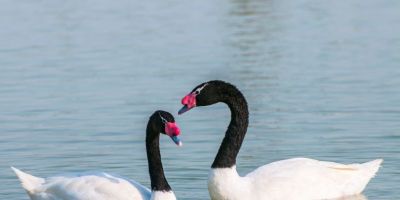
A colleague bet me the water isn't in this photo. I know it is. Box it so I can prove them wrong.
[1,0,399,199]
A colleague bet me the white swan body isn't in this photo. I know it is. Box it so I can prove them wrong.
[12,167,176,200]
[208,158,382,200]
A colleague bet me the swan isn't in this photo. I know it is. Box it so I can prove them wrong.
[178,80,382,200]
[12,110,182,200]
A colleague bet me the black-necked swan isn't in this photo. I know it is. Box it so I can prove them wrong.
[178,80,382,200]
[12,110,182,200]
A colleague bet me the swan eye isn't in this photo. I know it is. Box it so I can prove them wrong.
[194,90,200,95]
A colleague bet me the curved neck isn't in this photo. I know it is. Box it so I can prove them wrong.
[211,84,249,168]
[146,121,171,192]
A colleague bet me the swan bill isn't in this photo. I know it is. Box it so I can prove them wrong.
[178,105,193,115]
[170,135,183,146]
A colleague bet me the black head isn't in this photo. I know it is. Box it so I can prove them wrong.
[149,110,182,146]
[178,80,232,114]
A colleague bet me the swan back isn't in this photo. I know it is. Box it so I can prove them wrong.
[245,158,383,199]
[12,168,151,200]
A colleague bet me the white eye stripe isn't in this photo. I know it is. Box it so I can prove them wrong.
[193,83,208,95]
[158,112,168,124]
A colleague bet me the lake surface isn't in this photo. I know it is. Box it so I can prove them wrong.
[1,0,399,199]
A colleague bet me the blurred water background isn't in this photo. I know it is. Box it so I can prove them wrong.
[1,0,399,199]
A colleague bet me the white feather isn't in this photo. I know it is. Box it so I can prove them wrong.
[150,191,177,200]
[208,158,382,200]
[11,168,176,200]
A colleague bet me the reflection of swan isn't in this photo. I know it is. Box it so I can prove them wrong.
[179,80,382,200]
[335,194,368,200]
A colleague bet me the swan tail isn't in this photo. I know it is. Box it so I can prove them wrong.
[11,167,44,193]
[360,159,383,177]
[348,159,383,194]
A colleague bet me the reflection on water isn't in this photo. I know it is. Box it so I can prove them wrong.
[336,194,367,200]
[1,0,399,199]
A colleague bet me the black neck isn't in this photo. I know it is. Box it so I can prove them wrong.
[146,121,171,191]
[211,84,249,168]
